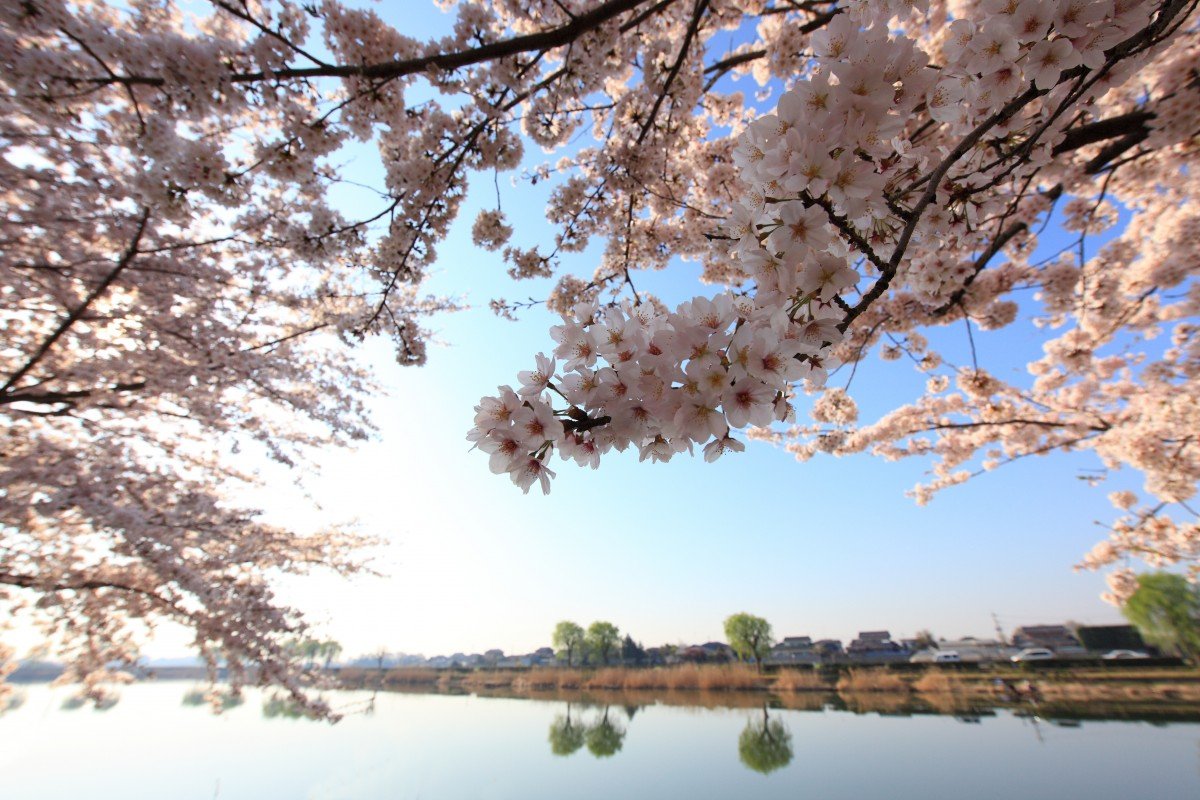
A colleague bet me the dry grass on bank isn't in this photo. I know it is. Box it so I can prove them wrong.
[579,664,764,692]
[912,670,968,695]
[773,669,832,693]
[459,664,765,696]
[837,669,909,693]
[459,670,513,690]
[583,668,628,690]
[669,664,764,691]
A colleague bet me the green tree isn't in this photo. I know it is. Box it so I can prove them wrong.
[738,707,794,774]
[621,634,646,666]
[552,621,585,667]
[548,704,586,756]
[586,621,621,666]
[1122,573,1200,660]
[724,613,774,671]
[586,707,626,758]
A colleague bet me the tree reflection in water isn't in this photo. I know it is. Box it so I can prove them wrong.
[549,703,626,758]
[738,705,794,774]
[585,707,626,758]
[548,703,587,756]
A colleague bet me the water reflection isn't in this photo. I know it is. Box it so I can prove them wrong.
[181,687,244,711]
[738,706,794,774]
[548,703,587,756]
[585,707,626,757]
[60,693,118,711]
[548,703,626,758]
[532,689,1200,775]
[5,685,1200,798]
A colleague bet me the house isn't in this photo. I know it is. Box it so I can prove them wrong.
[847,630,903,653]
[679,642,735,663]
[812,639,844,657]
[1011,625,1084,653]
[1075,625,1147,653]
[530,647,556,666]
[847,631,907,663]
[767,636,822,665]
[779,636,813,648]
[497,655,531,668]
[700,642,736,661]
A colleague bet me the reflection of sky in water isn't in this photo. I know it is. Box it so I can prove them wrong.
[1,685,1198,799]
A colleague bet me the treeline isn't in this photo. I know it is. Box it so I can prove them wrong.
[550,612,775,668]
[552,621,648,667]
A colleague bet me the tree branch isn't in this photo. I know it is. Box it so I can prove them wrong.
[87,0,656,87]
[1053,109,1156,155]
[2,209,150,397]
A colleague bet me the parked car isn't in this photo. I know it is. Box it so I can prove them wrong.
[1101,649,1150,660]
[1011,648,1055,662]
[933,651,962,663]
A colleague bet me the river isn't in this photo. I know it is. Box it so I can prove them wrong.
[2,684,1197,798]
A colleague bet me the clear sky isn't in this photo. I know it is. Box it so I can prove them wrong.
[71,2,1138,665]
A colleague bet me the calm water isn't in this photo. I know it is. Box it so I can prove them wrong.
[2,684,1199,799]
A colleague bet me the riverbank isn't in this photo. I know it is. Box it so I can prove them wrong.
[336,662,1200,705]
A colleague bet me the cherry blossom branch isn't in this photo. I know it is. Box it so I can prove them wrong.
[207,0,330,68]
[635,0,710,146]
[1,209,150,397]
[1053,109,1156,155]
[88,0,657,87]
[838,85,1048,333]
[1,381,147,408]
[930,220,1030,319]
[701,9,837,92]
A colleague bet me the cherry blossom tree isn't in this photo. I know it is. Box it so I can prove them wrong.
[462,0,1200,603]
[4,0,1199,710]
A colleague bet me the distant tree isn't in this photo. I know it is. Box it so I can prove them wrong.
[548,704,586,757]
[621,635,646,666]
[738,707,794,775]
[586,707,626,758]
[321,640,343,670]
[914,630,939,650]
[724,613,774,672]
[282,636,324,670]
[372,648,390,673]
[586,622,621,666]
[552,621,585,667]
[1122,573,1200,660]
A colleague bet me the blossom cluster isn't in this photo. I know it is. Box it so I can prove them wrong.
[469,294,842,492]
[475,0,1163,493]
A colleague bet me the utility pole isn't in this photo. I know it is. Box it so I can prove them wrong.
[992,612,1007,646]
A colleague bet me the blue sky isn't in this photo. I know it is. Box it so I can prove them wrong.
[197,1,1145,661]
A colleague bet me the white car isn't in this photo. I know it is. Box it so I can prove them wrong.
[1011,648,1055,662]
[933,650,962,663]
[1101,649,1150,660]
